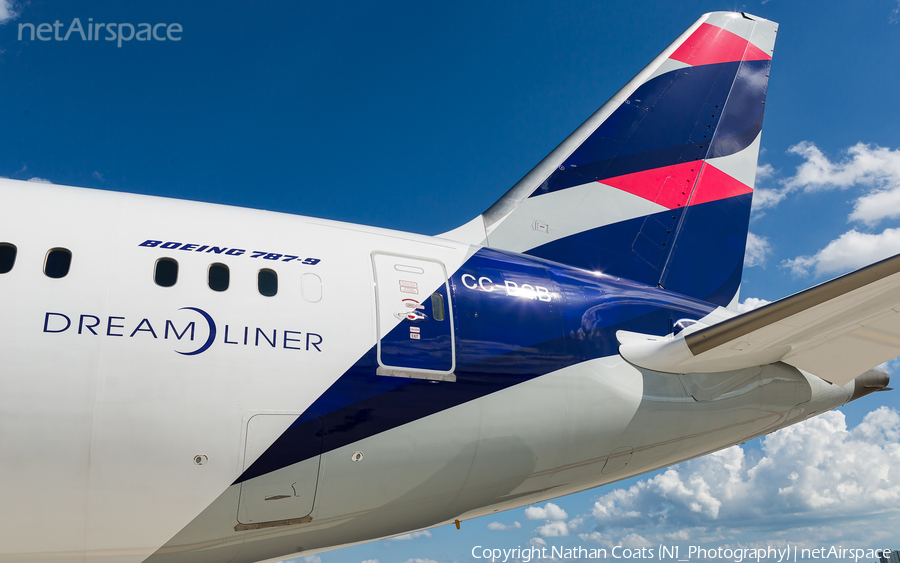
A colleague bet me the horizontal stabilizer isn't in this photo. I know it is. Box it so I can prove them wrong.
[618,252,900,386]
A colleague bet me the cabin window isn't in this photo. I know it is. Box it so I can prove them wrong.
[44,248,72,279]
[431,293,445,321]
[208,263,229,292]
[154,258,178,287]
[258,269,277,297]
[0,243,16,274]
[301,272,322,302]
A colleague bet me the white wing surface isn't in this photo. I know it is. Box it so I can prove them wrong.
[619,252,900,386]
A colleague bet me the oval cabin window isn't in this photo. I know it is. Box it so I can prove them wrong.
[44,248,72,279]
[0,243,16,274]
[154,258,178,287]
[208,263,230,292]
[258,269,277,297]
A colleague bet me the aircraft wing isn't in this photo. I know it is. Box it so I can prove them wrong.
[618,252,900,386]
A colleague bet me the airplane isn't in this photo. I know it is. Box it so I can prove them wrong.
[0,10,894,563]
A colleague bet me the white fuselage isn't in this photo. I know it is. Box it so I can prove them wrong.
[0,179,853,563]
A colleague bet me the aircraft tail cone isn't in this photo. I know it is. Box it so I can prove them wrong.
[848,367,892,402]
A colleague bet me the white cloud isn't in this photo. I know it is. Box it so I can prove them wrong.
[735,297,770,313]
[879,357,900,376]
[620,533,653,548]
[579,407,900,547]
[27,177,52,184]
[781,227,900,277]
[524,503,583,538]
[534,515,586,537]
[783,142,900,191]
[777,142,900,278]
[852,407,900,444]
[0,0,18,24]
[524,502,567,521]
[361,560,380,563]
[783,142,900,225]
[486,521,521,530]
[851,189,900,224]
[744,232,771,268]
[300,556,321,563]
[578,530,656,549]
[389,530,432,541]
[397,559,438,563]
[750,164,785,215]
[578,530,608,546]
[756,163,775,182]
[751,187,786,211]
[535,520,570,537]
[566,515,585,532]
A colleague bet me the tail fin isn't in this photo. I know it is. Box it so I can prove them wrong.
[441,12,777,308]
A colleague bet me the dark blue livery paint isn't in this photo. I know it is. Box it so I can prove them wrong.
[525,194,751,307]
[236,248,715,484]
[380,283,453,372]
[516,59,770,306]
[236,39,773,485]
[177,307,217,356]
[532,60,769,198]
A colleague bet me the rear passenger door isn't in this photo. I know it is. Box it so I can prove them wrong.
[372,253,455,379]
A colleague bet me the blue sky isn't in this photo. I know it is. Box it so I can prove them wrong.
[2,1,899,562]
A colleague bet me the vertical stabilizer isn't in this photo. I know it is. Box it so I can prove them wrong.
[441,12,776,307]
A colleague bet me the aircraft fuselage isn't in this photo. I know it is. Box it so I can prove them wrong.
[0,180,854,563]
